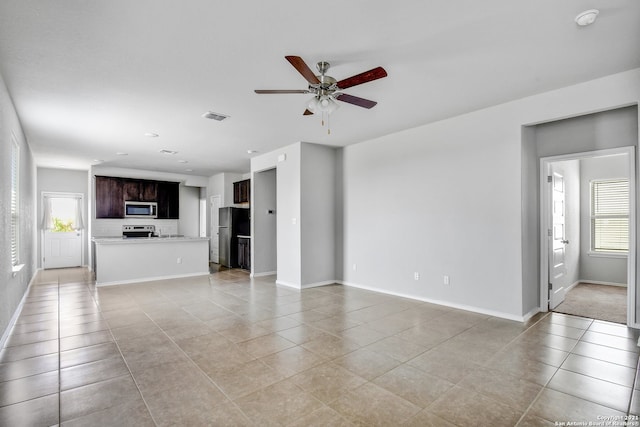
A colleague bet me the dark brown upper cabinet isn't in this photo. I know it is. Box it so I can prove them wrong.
[234,179,250,204]
[157,181,180,219]
[123,179,158,202]
[95,176,124,218]
[95,176,178,219]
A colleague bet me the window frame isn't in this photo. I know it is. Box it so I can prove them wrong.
[590,177,629,256]
[10,134,20,267]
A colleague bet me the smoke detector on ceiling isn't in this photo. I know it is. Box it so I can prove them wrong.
[575,9,599,26]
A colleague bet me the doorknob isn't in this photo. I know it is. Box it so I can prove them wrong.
[561,239,569,244]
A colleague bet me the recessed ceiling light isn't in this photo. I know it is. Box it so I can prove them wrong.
[92,159,104,163]
[159,149,178,155]
[575,9,599,26]
[116,152,128,156]
[144,132,159,138]
[185,169,194,172]
[177,160,188,163]
[202,111,229,121]
[247,150,259,154]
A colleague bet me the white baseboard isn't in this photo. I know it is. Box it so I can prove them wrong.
[275,280,300,290]
[338,281,528,322]
[253,271,276,278]
[567,280,581,292]
[301,280,337,289]
[579,280,627,287]
[0,271,38,349]
[522,307,542,323]
[96,272,210,287]
[275,279,338,290]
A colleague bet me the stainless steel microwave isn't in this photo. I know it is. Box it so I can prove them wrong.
[124,201,157,218]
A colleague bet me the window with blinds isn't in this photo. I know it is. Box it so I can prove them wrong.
[11,135,20,266]
[591,178,629,253]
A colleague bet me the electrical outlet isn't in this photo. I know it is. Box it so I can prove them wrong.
[177,257,182,264]
[414,272,420,281]
[443,275,450,285]
[352,264,357,271]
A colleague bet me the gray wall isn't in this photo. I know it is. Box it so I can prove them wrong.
[522,105,638,315]
[579,155,629,285]
[301,144,337,286]
[251,142,337,288]
[178,185,201,237]
[0,73,36,343]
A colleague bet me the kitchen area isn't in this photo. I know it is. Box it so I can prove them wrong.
[90,169,253,286]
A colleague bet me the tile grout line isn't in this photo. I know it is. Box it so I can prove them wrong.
[140,296,257,425]
[83,280,161,427]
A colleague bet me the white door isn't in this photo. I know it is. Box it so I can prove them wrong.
[42,194,84,269]
[549,168,568,309]
[44,230,82,268]
[210,195,221,263]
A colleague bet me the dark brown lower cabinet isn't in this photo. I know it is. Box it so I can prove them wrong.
[238,237,250,270]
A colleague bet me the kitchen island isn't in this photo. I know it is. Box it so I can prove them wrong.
[92,236,209,286]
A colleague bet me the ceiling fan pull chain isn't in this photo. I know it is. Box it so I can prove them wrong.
[327,113,331,135]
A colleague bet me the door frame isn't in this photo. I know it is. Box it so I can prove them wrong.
[210,195,222,263]
[41,191,85,269]
[539,146,637,327]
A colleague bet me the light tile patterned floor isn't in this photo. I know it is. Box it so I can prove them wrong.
[1,267,639,426]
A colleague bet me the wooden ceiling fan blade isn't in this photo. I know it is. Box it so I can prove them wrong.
[337,66,387,89]
[285,56,320,85]
[255,90,310,94]
[303,109,314,115]
[336,93,377,109]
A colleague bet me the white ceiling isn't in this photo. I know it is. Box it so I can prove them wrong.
[0,1,638,177]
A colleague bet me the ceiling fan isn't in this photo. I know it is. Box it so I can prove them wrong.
[255,56,387,117]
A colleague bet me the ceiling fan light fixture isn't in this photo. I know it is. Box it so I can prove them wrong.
[320,96,339,114]
[575,9,599,26]
[307,95,339,114]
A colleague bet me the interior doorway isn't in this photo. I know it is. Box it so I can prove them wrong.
[210,195,221,263]
[252,168,277,277]
[540,147,635,326]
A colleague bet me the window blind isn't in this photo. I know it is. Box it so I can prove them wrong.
[10,136,20,266]
[591,179,629,252]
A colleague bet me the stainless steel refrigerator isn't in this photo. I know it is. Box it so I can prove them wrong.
[218,207,250,268]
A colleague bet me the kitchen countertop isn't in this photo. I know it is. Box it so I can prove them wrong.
[92,236,209,244]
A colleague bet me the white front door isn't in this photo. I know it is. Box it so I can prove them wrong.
[44,230,82,269]
[210,195,221,263]
[549,167,568,309]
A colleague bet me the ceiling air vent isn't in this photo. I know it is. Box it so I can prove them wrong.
[202,111,229,121]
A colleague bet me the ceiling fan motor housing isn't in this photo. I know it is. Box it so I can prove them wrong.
[310,62,338,96]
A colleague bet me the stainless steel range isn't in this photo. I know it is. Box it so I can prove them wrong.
[122,225,156,238]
